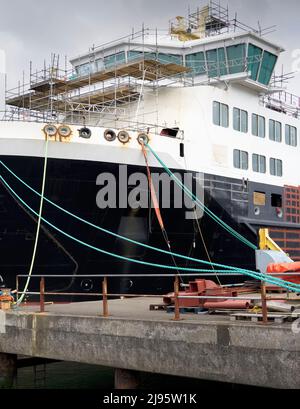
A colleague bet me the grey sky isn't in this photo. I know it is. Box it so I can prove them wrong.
[0,0,300,93]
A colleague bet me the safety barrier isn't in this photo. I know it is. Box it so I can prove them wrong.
[15,273,300,324]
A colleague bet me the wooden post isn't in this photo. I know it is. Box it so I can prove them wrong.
[114,368,140,389]
[16,276,19,305]
[40,277,45,313]
[0,353,17,388]
[261,281,268,324]
[173,275,180,321]
[102,277,109,317]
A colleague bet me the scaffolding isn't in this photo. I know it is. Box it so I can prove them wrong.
[2,2,284,129]
[169,0,276,41]
[260,70,300,118]
[3,27,193,132]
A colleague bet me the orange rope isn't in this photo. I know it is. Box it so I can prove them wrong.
[141,143,165,231]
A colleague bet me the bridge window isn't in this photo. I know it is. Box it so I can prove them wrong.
[252,154,266,173]
[233,149,248,170]
[213,101,228,127]
[185,52,206,75]
[104,52,126,69]
[206,48,227,77]
[76,62,92,76]
[270,158,283,177]
[247,44,263,81]
[128,51,182,65]
[269,119,282,142]
[252,114,265,138]
[285,125,297,147]
[226,44,246,74]
[233,108,248,133]
[258,51,277,86]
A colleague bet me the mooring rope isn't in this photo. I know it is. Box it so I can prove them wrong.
[17,136,49,304]
[0,159,254,274]
[1,173,300,292]
[144,142,257,250]
[0,159,293,286]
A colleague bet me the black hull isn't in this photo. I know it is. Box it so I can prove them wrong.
[1,155,296,300]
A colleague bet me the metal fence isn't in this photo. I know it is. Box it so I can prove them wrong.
[15,272,300,323]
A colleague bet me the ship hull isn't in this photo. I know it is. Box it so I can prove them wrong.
[1,154,297,300]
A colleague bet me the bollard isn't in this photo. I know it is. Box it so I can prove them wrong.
[40,277,45,313]
[102,277,109,317]
[173,275,181,321]
[260,281,268,324]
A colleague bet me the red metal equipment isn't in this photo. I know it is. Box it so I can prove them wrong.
[163,279,252,310]
[266,262,300,283]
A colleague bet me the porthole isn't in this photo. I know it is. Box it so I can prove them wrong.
[104,129,117,142]
[43,124,57,137]
[137,133,149,145]
[58,125,72,138]
[78,127,92,139]
[117,130,131,144]
[80,279,93,292]
[254,207,260,216]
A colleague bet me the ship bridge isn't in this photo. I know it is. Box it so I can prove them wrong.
[3,1,290,128]
[69,1,283,93]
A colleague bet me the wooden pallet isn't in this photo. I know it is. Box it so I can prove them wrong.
[266,289,287,294]
[149,304,168,311]
[166,306,208,315]
[230,313,288,324]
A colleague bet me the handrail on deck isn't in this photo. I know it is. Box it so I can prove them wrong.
[14,272,300,323]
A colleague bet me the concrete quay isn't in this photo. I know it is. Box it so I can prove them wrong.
[0,297,300,389]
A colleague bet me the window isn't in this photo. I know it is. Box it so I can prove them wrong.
[253,191,266,206]
[76,62,92,76]
[269,120,282,142]
[128,50,142,61]
[247,44,263,81]
[252,114,265,138]
[206,48,227,78]
[160,128,179,138]
[180,143,184,158]
[128,51,182,65]
[213,101,229,127]
[226,44,246,74]
[233,108,248,133]
[270,158,283,176]
[285,125,297,146]
[104,52,126,69]
[271,194,282,207]
[186,52,206,76]
[252,154,266,173]
[233,149,248,170]
[258,51,277,86]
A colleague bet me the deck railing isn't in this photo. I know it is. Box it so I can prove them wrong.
[15,272,300,323]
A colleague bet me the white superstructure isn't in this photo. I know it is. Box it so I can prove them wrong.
[1,1,299,188]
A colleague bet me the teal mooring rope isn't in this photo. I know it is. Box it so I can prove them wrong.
[1,163,300,292]
[145,142,257,250]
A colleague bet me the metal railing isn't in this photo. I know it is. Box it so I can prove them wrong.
[15,272,300,323]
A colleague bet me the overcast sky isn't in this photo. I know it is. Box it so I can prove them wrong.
[0,0,300,93]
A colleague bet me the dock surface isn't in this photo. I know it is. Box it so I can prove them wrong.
[0,297,300,389]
